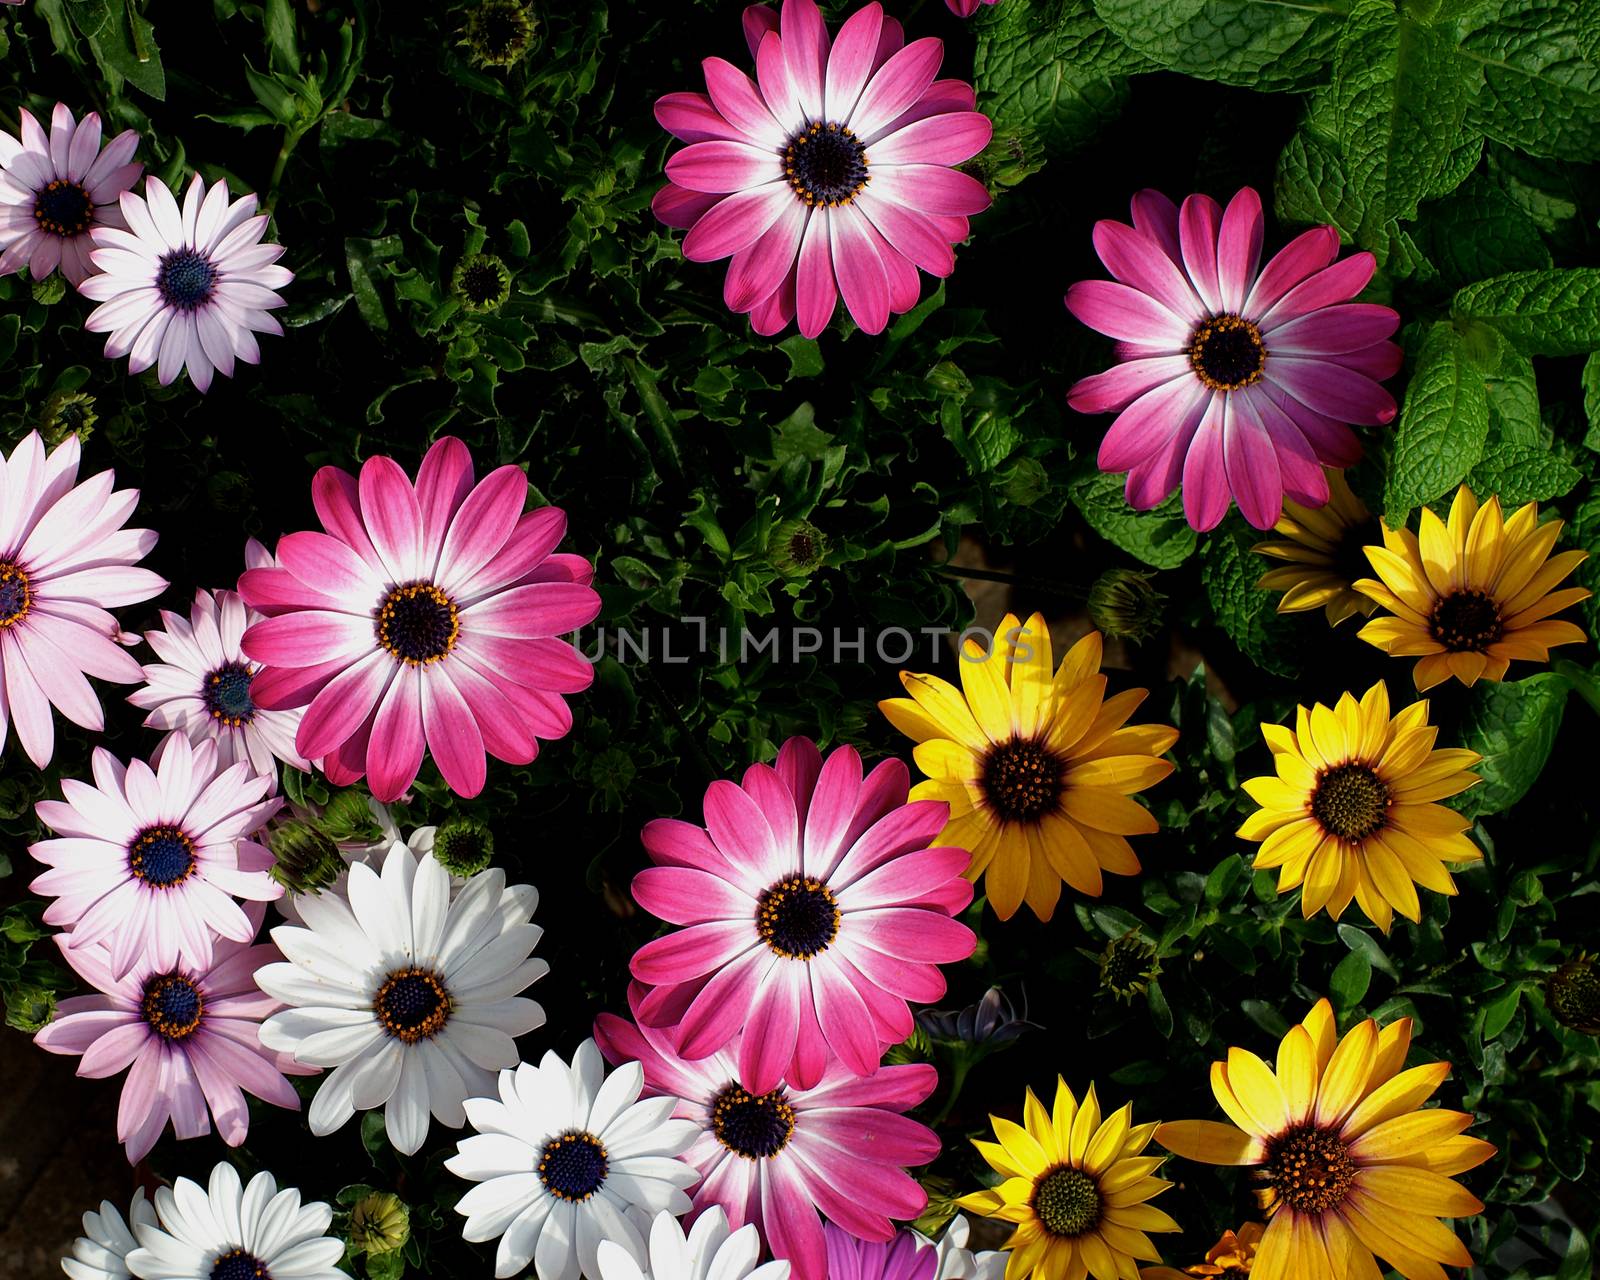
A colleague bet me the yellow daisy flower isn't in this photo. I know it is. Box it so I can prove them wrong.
[1155,999,1495,1280]
[958,1078,1180,1280]
[1353,484,1590,690]
[880,613,1179,922]
[1255,470,1380,626]
[1139,1222,1265,1278]
[1237,681,1482,932]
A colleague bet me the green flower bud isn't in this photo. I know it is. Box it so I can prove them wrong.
[4,980,57,1033]
[432,817,495,878]
[349,1191,410,1255]
[767,518,829,578]
[1098,930,1161,1003]
[1546,953,1600,1036]
[319,788,384,845]
[1086,568,1167,644]
[460,1,537,68]
[37,392,97,448]
[451,253,514,312]
[268,820,346,895]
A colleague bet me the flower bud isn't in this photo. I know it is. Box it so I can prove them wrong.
[1086,568,1166,643]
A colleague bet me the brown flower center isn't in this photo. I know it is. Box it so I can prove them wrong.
[1263,1125,1357,1214]
[1429,589,1502,652]
[1033,1165,1103,1238]
[377,582,460,664]
[784,122,869,207]
[981,737,1066,824]
[756,876,839,959]
[1310,763,1389,842]
[711,1083,796,1158]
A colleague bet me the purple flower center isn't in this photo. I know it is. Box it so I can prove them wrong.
[157,247,219,311]
[203,660,257,726]
[373,967,451,1042]
[1311,763,1389,842]
[0,562,31,628]
[376,581,460,664]
[1429,588,1503,652]
[711,1083,795,1159]
[1033,1165,1102,1238]
[1188,314,1266,390]
[980,737,1065,824]
[34,179,94,237]
[1263,1125,1356,1214]
[784,122,869,207]
[209,1249,271,1280]
[142,973,205,1040]
[756,875,839,959]
[129,825,198,888]
[537,1131,609,1201]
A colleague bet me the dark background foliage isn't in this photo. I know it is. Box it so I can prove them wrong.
[1,0,1598,1277]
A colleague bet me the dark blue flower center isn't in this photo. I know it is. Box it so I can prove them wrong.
[756,876,839,959]
[129,825,197,888]
[373,967,450,1042]
[203,660,257,726]
[142,973,205,1039]
[711,1083,795,1159]
[537,1131,609,1201]
[0,562,30,628]
[1188,314,1266,390]
[157,247,218,311]
[376,582,460,664]
[34,179,93,237]
[784,121,869,206]
[209,1249,270,1280]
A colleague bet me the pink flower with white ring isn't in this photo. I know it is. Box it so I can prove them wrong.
[628,736,976,1094]
[238,436,600,802]
[655,0,993,337]
[1065,187,1402,532]
[33,900,314,1165]
[0,103,141,285]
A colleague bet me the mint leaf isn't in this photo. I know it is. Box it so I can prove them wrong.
[1092,0,1347,91]
[1452,269,1600,356]
[1582,353,1600,450]
[1453,674,1569,818]
[1462,0,1600,162]
[1200,519,1303,679]
[1420,174,1552,291]
[1071,470,1198,569]
[1567,482,1600,642]
[1486,145,1600,254]
[975,1,1151,156]
[1383,322,1491,518]
[1467,444,1581,506]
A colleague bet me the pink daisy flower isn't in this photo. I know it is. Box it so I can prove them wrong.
[0,429,165,768]
[129,574,310,784]
[0,103,141,285]
[1065,187,1402,532]
[655,0,993,338]
[628,736,976,1094]
[238,436,600,803]
[825,1225,935,1280]
[596,1001,939,1280]
[28,734,283,982]
[33,900,314,1164]
[944,0,998,16]
[79,173,292,392]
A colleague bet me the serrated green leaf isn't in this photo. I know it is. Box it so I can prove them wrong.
[1467,443,1581,505]
[1452,269,1600,356]
[1453,673,1569,818]
[1582,353,1600,450]
[1200,519,1304,678]
[1071,471,1198,569]
[1461,0,1600,162]
[1384,322,1491,517]
[1093,0,1347,91]
[1420,174,1553,290]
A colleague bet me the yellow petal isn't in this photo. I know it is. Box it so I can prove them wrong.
[1314,1019,1377,1129]
[1339,1197,1454,1280]
[1276,1025,1319,1125]
[1084,1104,1133,1176]
[1060,787,1159,836]
[914,737,982,781]
[1354,1166,1484,1216]
[1392,1134,1496,1177]
[1153,1120,1264,1165]
[962,635,1019,742]
[1346,1108,1473,1162]
[901,671,988,749]
[1054,630,1104,694]
[1247,1215,1294,1280]
[1070,1082,1102,1164]
[1340,1062,1451,1140]
[1009,612,1056,740]
[879,695,952,745]
[1038,814,1103,898]
[1063,755,1174,794]
[993,1115,1051,1175]
[1417,506,1460,597]
[1225,1047,1291,1137]
[1025,1085,1057,1159]
[1300,998,1338,1072]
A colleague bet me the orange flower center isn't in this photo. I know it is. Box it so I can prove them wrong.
[1263,1125,1357,1214]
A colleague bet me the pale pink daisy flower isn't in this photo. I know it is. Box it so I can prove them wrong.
[79,173,291,392]
[655,0,993,337]
[28,733,283,981]
[129,581,310,783]
[238,436,601,803]
[629,736,976,1094]
[0,103,141,285]
[33,900,314,1164]
[596,1000,939,1280]
[0,429,165,768]
[1065,187,1402,532]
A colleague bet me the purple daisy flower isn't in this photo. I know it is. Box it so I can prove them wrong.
[825,1224,936,1280]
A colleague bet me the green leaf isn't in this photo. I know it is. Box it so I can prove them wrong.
[1467,443,1581,505]
[1330,949,1373,1011]
[1453,673,1569,818]
[1273,131,1433,278]
[778,336,824,379]
[1461,0,1600,162]
[67,0,166,99]
[1582,352,1600,450]
[1200,519,1303,679]
[1092,0,1348,91]
[1452,269,1600,357]
[1337,923,1400,980]
[1420,174,1552,290]
[1383,322,1491,518]
[1071,471,1198,569]
[264,0,300,71]
[1481,983,1522,1041]
[975,0,1149,156]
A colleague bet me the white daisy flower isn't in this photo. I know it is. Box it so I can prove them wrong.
[916,1216,1005,1280]
[79,173,291,392]
[130,585,310,782]
[61,1189,156,1280]
[256,839,547,1155]
[124,1162,345,1280]
[597,1208,790,1280]
[446,1039,701,1280]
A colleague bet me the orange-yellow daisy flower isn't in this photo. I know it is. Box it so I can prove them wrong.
[1237,681,1482,931]
[1155,999,1494,1280]
[880,613,1178,923]
[1140,1222,1265,1278]
[1354,485,1590,690]
[958,1077,1179,1280]
[1255,470,1380,626]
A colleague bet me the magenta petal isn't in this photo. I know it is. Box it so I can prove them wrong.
[1130,188,1183,264]
[365,666,424,802]
[1242,225,1342,317]
[1092,220,1204,323]
[413,436,476,551]
[781,0,831,118]
[357,454,424,584]
[275,530,381,601]
[296,649,392,760]
[1328,340,1403,381]
[1069,357,1190,416]
[655,91,743,144]
[682,184,791,262]
[420,667,486,798]
[1177,192,1225,314]
[795,208,837,337]
[812,958,880,1076]
[675,948,774,1058]
[829,206,891,334]
[1265,302,1399,354]
[824,2,884,125]
[737,963,802,1094]
[868,163,989,216]
[744,5,781,61]
[1097,375,1207,471]
[756,32,807,136]
[437,465,527,591]
[762,1154,827,1280]
[702,56,786,148]
[1181,395,1231,532]
[846,905,975,962]
[1222,395,1284,530]
[1065,279,1190,346]
[855,194,952,277]
[1247,389,1330,506]
[724,201,808,312]
[632,866,754,924]
[630,919,755,985]
[667,140,783,195]
[868,112,991,166]
[1267,356,1398,425]
[1259,252,1376,326]
[243,611,372,668]
[849,36,943,141]
[1214,187,1264,312]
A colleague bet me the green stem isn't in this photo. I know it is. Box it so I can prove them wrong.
[929,1054,972,1128]
[932,564,1093,597]
[268,124,309,203]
